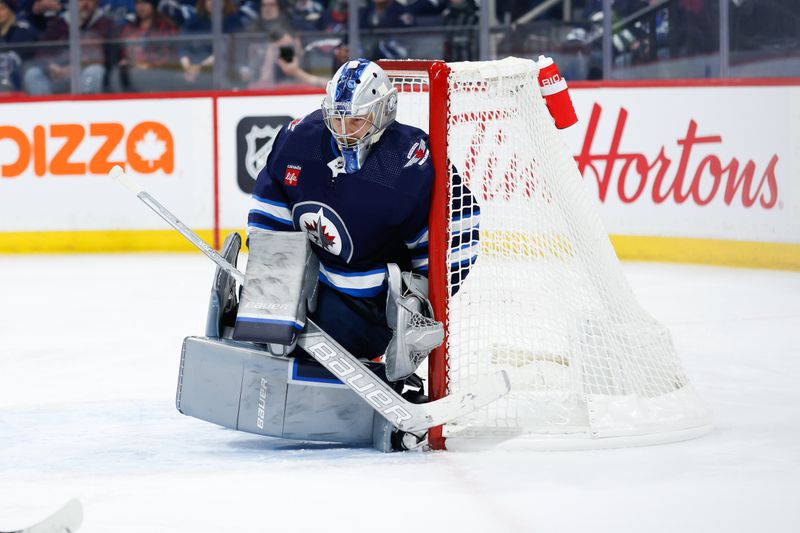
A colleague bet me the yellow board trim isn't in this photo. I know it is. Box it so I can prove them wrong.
[0,229,798,271]
[610,235,800,271]
[0,229,222,253]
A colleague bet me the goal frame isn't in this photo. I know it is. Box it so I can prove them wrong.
[378,60,453,450]
[378,59,712,451]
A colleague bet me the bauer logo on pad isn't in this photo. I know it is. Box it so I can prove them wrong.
[284,165,301,186]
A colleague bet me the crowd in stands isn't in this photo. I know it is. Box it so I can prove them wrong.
[0,0,489,94]
[2,0,795,94]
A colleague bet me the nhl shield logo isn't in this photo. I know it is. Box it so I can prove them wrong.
[245,124,282,181]
[236,115,292,194]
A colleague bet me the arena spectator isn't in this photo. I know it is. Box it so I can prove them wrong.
[277,41,350,87]
[288,0,323,31]
[238,25,298,87]
[1,0,39,91]
[21,0,63,33]
[244,0,292,38]
[672,0,715,56]
[159,0,196,26]
[100,0,135,25]
[274,53,324,85]
[23,0,116,94]
[178,0,242,87]
[119,0,180,91]
[442,0,477,61]
[359,0,413,60]
[235,0,296,87]
[360,0,413,29]
[317,0,347,32]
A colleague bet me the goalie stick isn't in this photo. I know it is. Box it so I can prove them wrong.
[1,499,83,533]
[109,166,510,432]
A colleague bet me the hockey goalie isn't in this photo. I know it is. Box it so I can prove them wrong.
[175,59,508,452]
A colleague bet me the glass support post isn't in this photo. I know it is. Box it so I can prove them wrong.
[479,0,492,60]
[602,0,612,79]
[68,0,81,94]
[348,0,361,58]
[211,0,223,88]
[719,0,730,78]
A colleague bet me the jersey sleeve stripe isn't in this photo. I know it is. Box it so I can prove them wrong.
[451,209,480,223]
[253,193,290,209]
[247,220,291,232]
[248,209,294,229]
[251,195,292,224]
[411,257,429,269]
[319,275,386,298]
[404,227,429,248]
[319,263,387,295]
[450,241,479,265]
[451,213,481,235]
[320,264,387,278]
[451,256,478,269]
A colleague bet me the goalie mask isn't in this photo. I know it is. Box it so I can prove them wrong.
[322,59,398,174]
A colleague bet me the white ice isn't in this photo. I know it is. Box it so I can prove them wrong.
[1,254,798,533]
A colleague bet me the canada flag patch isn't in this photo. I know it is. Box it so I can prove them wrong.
[284,165,301,186]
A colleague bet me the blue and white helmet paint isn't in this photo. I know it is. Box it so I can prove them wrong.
[322,59,398,174]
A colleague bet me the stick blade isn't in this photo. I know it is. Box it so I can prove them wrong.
[10,499,83,533]
[403,370,511,432]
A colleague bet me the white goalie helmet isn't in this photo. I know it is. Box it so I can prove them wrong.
[322,58,398,173]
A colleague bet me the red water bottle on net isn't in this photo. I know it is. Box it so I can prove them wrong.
[536,55,578,129]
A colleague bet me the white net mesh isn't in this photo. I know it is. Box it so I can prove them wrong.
[386,58,711,445]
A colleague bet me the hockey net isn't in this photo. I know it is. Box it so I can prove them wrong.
[379,58,712,450]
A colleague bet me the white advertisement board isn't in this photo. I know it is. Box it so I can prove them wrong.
[0,97,215,231]
[216,94,323,230]
[565,85,800,244]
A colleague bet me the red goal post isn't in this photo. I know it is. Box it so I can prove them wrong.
[378,60,451,450]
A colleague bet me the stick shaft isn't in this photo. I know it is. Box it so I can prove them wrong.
[138,191,245,285]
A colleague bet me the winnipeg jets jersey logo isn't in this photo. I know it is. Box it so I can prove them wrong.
[327,156,347,178]
[293,202,354,262]
[404,138,430,168]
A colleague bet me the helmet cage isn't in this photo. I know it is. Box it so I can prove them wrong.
[321,59,398,173]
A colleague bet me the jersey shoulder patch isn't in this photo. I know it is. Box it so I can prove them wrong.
[403,136,430,168]
[285,110,324,135]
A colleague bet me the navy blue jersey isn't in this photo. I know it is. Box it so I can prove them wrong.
[248,110,478,298]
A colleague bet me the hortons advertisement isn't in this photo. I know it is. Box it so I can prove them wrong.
[563,86,798,245]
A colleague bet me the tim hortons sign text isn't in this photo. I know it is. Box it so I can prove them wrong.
[575,104,779,209]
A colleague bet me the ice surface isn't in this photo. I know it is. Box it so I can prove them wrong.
[1,254,798,532]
